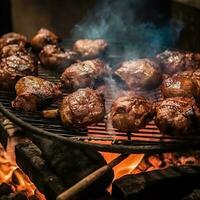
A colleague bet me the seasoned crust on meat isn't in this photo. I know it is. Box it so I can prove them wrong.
[0,32,28,49]
[73,39,108,59]
[60,88,105,127]
[114,58,162,90]
[60,59,107,91]
[0,44,27,58]
[0,54,37,90]
[12,76,62,111]
[156,50,200,75]
[161,75,196,99]
[154,97,200,135]
[39,44,78,68]
[31,28,59,51]
[110,94,153,132]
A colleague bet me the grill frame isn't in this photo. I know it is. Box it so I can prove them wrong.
[1,43,200,154]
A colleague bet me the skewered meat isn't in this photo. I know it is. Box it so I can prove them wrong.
[12,76,62,111]
[156,50,200,75]
[73,39,108,59]
[60,88,105,127]
[60,59,107,91]
[31,28,59,51]
[39,44,78,69]
[0,54,37,90]
[110,94,153,132]
[154,97,200,135]
[0,32,28,49]
[114,59,162,90]
[161,75,196,99]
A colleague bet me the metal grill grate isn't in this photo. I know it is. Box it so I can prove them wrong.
[0,55,200,154]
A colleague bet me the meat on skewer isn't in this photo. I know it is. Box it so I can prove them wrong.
[12,76,62,111]
[60,59,107,91]
[110,94,153,132]
[73,39,108,59]
[114,58,162,90]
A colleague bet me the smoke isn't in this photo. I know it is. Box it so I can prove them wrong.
[71,0,183,59]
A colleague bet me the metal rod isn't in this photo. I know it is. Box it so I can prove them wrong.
[56,154,128,200]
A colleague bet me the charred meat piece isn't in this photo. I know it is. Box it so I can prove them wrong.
[110,94,153,132]
[161,75,196,99]
[156,50,200,75]
[0,44,27,58]
[60,59,107,91]
[31,28,59,51]
[0,32,28,49]
[73,39,108,59]
[154,97,200,135]
[39,44,78,69]
[12,76,62,111]
[0,54,37,90]
[60,88,105,127]
[114,59,162,90]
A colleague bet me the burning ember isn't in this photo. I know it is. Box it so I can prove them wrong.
[0,143,45,200]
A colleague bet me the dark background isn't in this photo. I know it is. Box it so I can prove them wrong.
[0,0,200,51]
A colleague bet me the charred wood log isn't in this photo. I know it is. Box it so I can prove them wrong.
[112,166,200,200]
[30,135,114,198]
[15,141,66,200]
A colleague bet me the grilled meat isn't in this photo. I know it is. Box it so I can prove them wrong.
[192,69,200,101]
[31,28,59,51]
[12,76,62,111]
[0,54,37,90]
[0,32,28,49]
[73,39,108,59]
[161,75,196,99]
[60,59,107,91]
[154,97,200,135]
[156,50,200,75]
[60,88,105,127]
[39,44,78,69]
[114,59,162,90]
[110,94,153,132]
[0,44,27,58]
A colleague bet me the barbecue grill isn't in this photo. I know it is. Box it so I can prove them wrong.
[0,41,200,155]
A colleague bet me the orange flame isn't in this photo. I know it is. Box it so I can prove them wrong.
[100,152,144,192]
[0,143,45,199]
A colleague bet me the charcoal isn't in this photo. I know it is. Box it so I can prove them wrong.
[0,183,12,197]
[112,166,200,200]
[31,136,114,197]
[0,192,28,200]
[15,140,66,200]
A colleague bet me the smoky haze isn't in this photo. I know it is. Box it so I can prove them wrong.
[71,0,183,59]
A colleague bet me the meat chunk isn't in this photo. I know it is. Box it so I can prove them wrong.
[156,50,200,75]
[31,28,59,51]
[114,59,162,90]
[0,44,27,58]
[154,98,200,135]
[60,88,105,127]
[0,32,28,49]
[0,54,37,90]
[60,59,107,91]
[110,94,153,132]
[39,44,78,69]
[12,76,62,111]
[161,75,196,99]
[73,39,108,59]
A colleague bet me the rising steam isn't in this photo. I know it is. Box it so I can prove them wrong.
[71,0,183,59]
